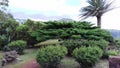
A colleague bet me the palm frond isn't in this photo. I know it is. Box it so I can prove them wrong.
[80,0,115,19]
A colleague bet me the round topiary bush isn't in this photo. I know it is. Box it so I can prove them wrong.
[62,39,108,56]
[61,39,83,56]
[8,40,27,54]
[36,45,67,68]
[115,39,120,48]
[72,46,103,68]
[108,50,119,56]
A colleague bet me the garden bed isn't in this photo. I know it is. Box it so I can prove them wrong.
[0,49,38,68]
[0,49,109,68]
[22,57,108,68]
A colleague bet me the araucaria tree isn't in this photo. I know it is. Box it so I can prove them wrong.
[80,0,114,28]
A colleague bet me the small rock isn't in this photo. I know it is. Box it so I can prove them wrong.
[109,56,120,68]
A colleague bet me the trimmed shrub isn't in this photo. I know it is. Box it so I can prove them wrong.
[76,39,109,59]
[60,32,70,39]
[71,35,81,39]
[8,40,27,54]
[108,50,118,56]
[85,35,103,40]
[83,39,109,51]
[61,39,84,56]
[86,29,113,42]
[72,46,103,68]
[62,39,108,56]
[0,35,7,50]
[115,39,120,48]
[36,45,67,68]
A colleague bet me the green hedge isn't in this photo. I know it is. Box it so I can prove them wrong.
[108,50,118,56]
[8,40,27,54]
[62,39,108,56]
[115,39,120,48]
[72,46,103,68]
[61,39,83,56]
[36,45,67,68]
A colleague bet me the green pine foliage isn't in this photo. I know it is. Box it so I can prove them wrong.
[31,21,113,43]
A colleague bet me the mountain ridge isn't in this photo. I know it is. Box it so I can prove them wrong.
[107,29,120,39]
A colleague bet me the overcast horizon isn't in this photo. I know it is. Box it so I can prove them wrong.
[7,0,120,30]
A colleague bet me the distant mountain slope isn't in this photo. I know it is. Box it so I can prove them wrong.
[107,29,120,39]
[58,18,75,22]
[15,18,27,24]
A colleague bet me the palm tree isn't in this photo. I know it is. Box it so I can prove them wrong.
[80,0,114,28]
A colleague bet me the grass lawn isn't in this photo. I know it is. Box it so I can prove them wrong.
[93,59,108,68]
[59,57,80,68]
[0,49,109,68]
[0,39,109,68]
[0,51,2,59]
[1,49,38,68]
[60,57,108,68]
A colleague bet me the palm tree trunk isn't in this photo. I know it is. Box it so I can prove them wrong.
[96,16,101,28]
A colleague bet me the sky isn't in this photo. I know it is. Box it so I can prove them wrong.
[7,0,120,30]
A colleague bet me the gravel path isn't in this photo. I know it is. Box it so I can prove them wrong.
[22,59,108,68]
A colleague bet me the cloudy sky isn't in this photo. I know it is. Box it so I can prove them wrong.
[8,0,120,30]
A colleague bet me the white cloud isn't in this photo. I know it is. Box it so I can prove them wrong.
[79,0,120,30]
[9,0,79,16]
[9,0,120,30]
[102,8,120,29]
[9,0,83,21]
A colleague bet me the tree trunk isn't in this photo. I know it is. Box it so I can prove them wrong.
[96,16,101,28]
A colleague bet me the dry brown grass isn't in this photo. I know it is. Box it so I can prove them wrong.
[35,39,60,46]
[94,59,108,68]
